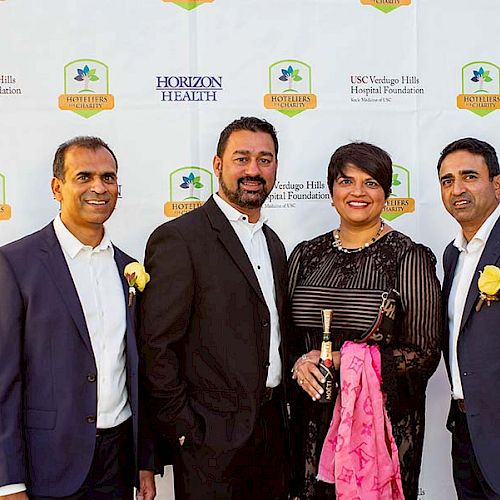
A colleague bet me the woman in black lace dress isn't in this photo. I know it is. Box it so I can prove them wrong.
[289,142,441,500]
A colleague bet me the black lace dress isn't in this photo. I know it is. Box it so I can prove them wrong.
[288,230,441,500]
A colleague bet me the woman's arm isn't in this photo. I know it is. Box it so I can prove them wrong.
[392,244,442,381]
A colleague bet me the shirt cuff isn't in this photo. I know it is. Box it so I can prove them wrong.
[0,483,26,495]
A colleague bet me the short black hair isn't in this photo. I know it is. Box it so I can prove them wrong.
[53,136,118,180]
[327,142,392,198]
[216,117,278,158]
[437,137,499,179]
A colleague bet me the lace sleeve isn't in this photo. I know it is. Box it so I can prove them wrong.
[287,241,308,361]
[288,241,304,297]
[392,244,442,382]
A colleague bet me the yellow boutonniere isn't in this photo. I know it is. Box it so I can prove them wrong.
[124,262,150,306]
[476,265,500,312]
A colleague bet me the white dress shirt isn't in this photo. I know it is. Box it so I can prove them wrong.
[0,217,132,496]
[213,194,282,387]
[53,215,131,427]
[448,202,500,399]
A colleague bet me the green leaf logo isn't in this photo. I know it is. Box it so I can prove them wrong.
[471,67,493,93]
[180,172,204,199]
[74,65,100,93]
[279,65,302,92]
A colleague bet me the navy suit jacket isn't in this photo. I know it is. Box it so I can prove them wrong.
[0,223,156,497]
[442,216,500,495]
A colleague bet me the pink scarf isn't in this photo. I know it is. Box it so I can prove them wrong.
[317,341,404,499]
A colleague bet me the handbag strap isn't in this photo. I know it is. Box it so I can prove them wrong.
[354,289,400,344]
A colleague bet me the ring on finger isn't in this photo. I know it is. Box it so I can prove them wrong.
[299,378,304,385]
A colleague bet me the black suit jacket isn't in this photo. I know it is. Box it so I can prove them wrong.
[0,223,157,497]
[442,216,500,495]
[139,196,288,461]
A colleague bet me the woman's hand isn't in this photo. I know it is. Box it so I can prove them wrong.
[292,350,341,401]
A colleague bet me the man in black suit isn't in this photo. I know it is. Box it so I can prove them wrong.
[140,117,289,499]
[438,137,500,499]
[0,137,157,499]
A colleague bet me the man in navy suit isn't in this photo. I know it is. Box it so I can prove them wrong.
[0,137,157,499]
[438,137,500,499]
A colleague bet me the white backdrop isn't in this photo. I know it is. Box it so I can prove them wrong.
[3,1,500,498]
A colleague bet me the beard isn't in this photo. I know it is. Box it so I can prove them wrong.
[218,173,271,209]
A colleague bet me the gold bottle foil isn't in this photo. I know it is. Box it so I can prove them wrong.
[318,309,334,403]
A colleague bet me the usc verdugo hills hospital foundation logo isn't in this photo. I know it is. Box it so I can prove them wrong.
[264,60,317,118]
[457,61,500,117]
[162,0,213,11]
[0,172,12,221]
[164,167,214,218]
[361,0,411,13]
[58,59,115,119]
[381,164,415,221]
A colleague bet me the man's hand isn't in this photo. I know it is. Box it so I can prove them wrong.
[0,493,29,500]
[136,470,156,500]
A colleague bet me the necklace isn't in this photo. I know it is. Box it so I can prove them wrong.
[332,220,385,253]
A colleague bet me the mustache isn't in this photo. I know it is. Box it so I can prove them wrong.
[237,176,266,187]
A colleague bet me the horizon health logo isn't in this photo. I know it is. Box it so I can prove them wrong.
[155,75,223,102]
[361,0,411,13]
[264,60,317,118]
[164,166,214,218]
[457,61,500,117]
[382,164,415,221]
[0,172,12,221]
[162,0,213,10]
[58,59,115,119]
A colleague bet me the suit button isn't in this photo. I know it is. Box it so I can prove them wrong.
[87,374,96,383]
[262,321,269,328]
[86,415,96,424]
[463,372,468,376]
[264,361,270,368]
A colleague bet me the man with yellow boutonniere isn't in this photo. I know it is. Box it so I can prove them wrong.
[438,137,500,499]
[0,137,161,499]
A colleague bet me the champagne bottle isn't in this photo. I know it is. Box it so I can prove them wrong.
[318,309,335,403]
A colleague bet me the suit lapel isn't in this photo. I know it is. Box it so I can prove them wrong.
[442,243,459,375]
[263,225,285,318]
[40,224,93,355]
[203,197,266,305]
[113,248,136,354]
[460,218,500,331]
[442,244,460,304]
[115,247,139,445]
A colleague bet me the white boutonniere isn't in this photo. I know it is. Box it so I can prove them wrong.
[124,262,150,307]
[476,265,500,312]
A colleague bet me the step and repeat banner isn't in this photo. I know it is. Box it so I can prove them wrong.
[2,1,500,498]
